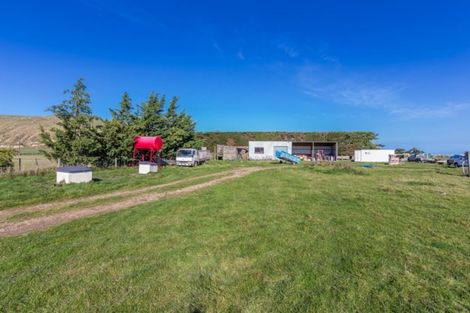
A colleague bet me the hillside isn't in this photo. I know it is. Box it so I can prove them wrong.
[0,115,58,148]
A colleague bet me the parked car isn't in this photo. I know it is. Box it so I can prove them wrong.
[454,157,469,168]
[407,153,435,163]
[447,154,464,166]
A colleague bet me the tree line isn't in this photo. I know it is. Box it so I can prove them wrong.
[40,79,200,166]
[394,147,425,155]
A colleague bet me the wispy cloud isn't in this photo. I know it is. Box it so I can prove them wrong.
[297,64,469,120]
[388,102,470,119]
[278,42,299,58]
[212,42,223,56]
[237,51,245,60]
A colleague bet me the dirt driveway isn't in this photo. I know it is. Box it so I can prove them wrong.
[0,167,266,237]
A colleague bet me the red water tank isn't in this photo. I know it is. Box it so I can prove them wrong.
[133,136,163,151]
[132,136,164,165]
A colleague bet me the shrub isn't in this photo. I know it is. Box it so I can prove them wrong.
[0,149,16,171]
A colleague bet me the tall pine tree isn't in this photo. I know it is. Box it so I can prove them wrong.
[101,92,136,165]
[161,97,201,157]
[40,78,101,165]
[111,92,134,125]
[137,92,165,135]
[135,93,200,158]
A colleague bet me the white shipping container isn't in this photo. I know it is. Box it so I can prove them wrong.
[354,150,396,163]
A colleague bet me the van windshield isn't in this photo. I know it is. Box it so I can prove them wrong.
[177,149,194,157]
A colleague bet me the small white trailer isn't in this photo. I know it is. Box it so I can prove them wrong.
[56,166,92,184]
[354,149,396,163]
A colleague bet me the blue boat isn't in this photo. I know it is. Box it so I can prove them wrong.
[275,150,301,165]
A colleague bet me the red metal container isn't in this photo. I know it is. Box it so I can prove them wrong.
[132,136,163,165]
[133,136,163,151]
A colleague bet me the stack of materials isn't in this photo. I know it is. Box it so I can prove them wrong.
[388,155,400,165]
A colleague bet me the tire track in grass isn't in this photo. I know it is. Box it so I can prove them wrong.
[5,172,232,222]
[0,167,266,236]
[0,169,238,221]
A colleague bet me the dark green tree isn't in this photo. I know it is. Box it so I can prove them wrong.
[40,78,102,165]
[135,93,199,158]
[137,92,165,135]
[165,97,178,126]
[111,91,134,125]
[407,147,424,155]
[101,92,136,165]
[162,110,201,158]
[395,148,406,154]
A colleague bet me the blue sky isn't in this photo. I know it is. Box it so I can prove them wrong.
[1,1,470,153]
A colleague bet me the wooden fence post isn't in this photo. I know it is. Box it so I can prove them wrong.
[57,158,61,167]
[18,157,22,172]
[35,158,39,173]
[115,157,118,168]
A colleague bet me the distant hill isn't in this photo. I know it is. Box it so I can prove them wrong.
[0,115,58,148]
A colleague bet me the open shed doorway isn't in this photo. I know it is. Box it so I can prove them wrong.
[292,142,313,160]
[313,142,338,161]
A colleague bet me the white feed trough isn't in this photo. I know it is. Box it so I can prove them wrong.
[138,161,158,174]
[56,166,92,184]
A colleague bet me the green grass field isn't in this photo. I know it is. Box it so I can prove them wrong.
[0,162,469,312]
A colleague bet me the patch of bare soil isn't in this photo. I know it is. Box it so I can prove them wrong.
[0,167,264,236]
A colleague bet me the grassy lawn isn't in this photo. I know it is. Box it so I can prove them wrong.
[1,163,469,312]
[0,161,270,209]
